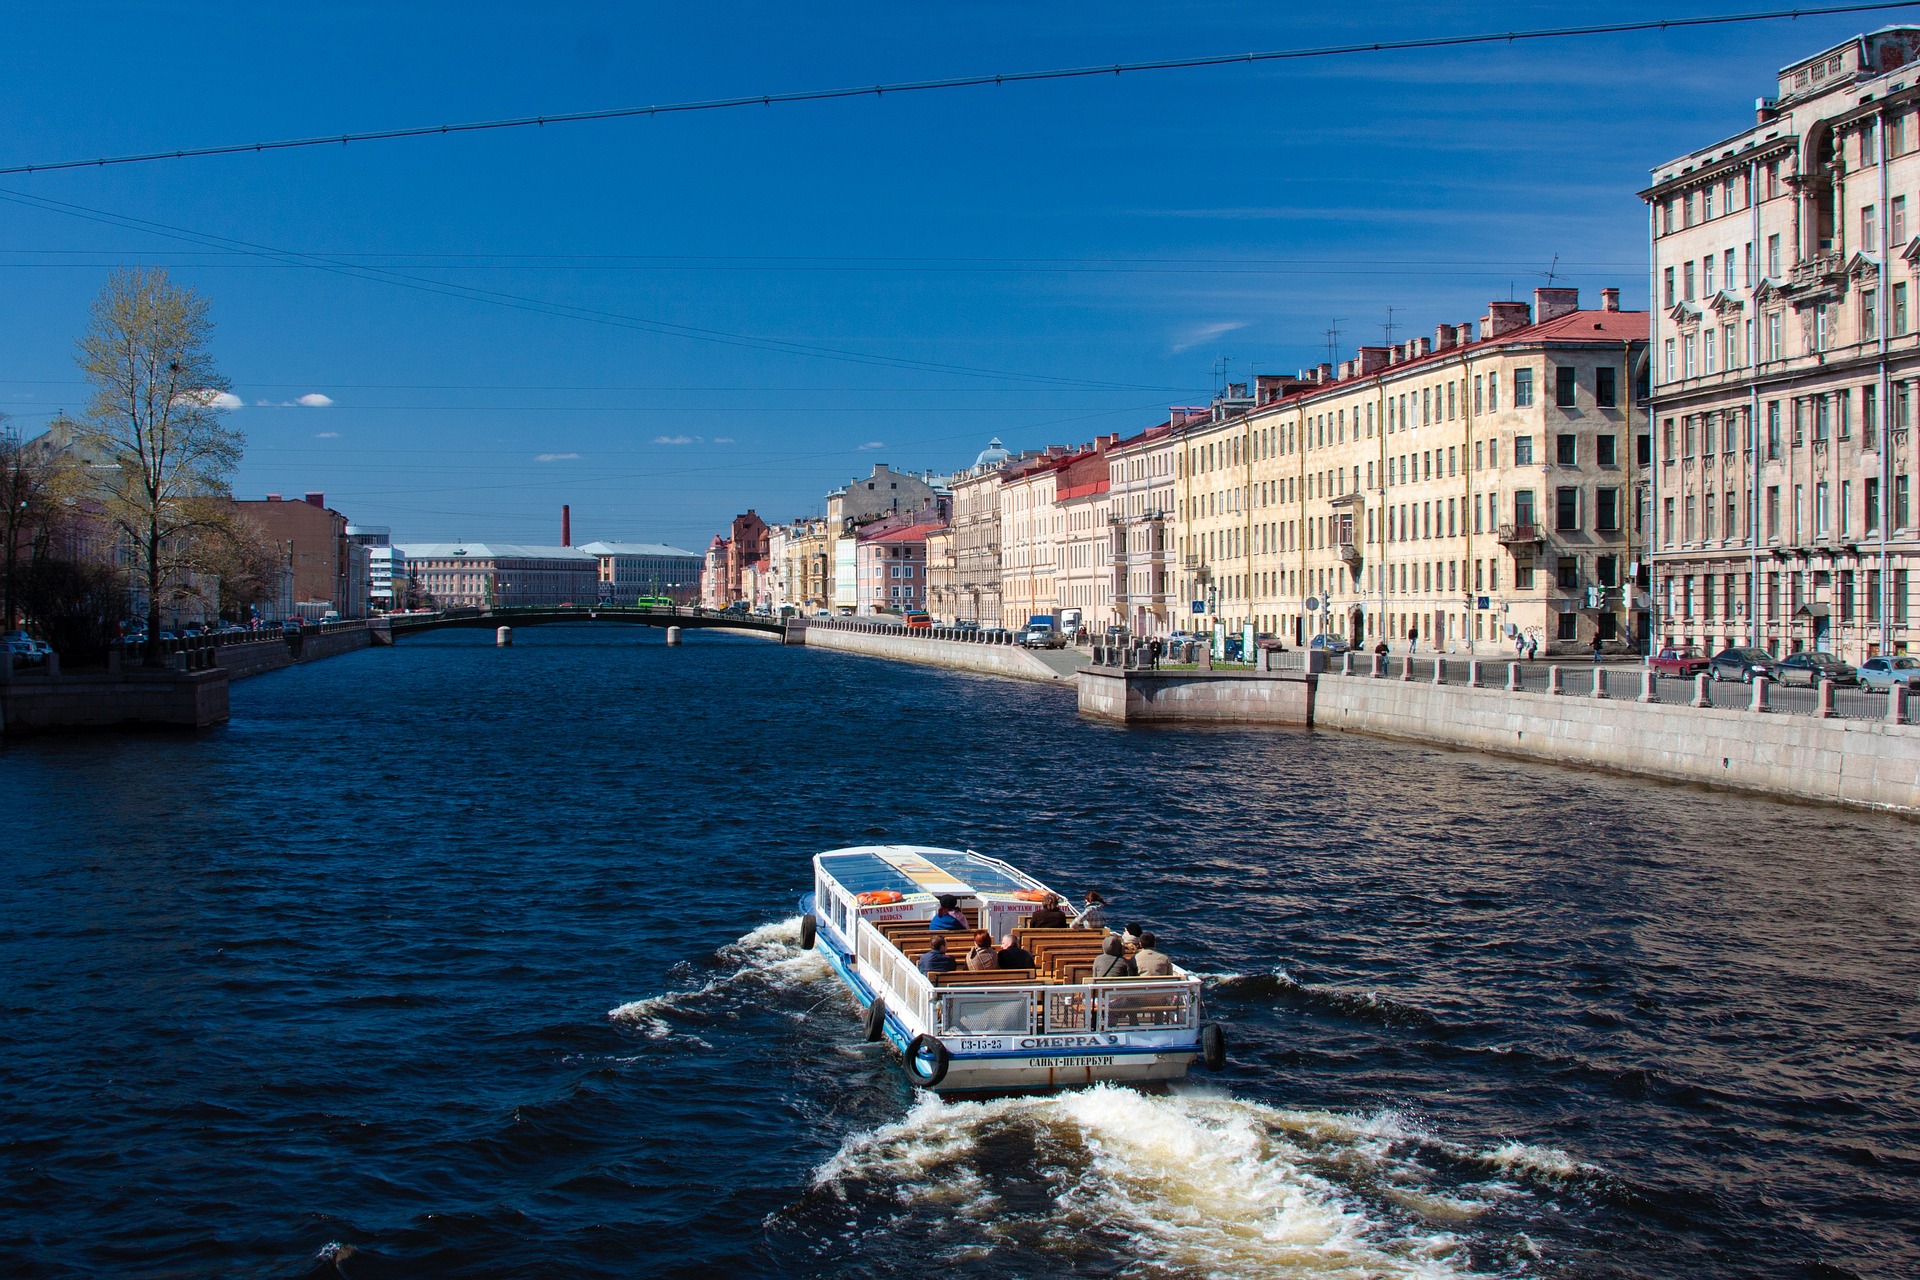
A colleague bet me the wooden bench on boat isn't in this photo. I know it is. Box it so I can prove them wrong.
[930,968,1039,987]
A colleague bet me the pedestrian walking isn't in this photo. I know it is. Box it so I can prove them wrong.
[1407,626,1418,653]
[1592,637,1604,665]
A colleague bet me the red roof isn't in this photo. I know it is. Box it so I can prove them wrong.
[860,522,939,545]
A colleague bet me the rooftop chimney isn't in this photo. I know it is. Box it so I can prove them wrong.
[562,504,572,547]
[1533,287,1580,323]
[1357,346,1391,375]
[1459,321,1477,345]
[1318,362,1333,383]
[266,493,282,502]
[304,492,325,509]
[1601,288,1621,312]
[1484,301,1532,337]
[1413,337,1432,358]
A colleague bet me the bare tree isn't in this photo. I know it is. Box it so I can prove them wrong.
[75,268,242,664]
[0,416,73,631]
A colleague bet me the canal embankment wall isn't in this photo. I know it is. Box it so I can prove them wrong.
[214,624,375,680]
[1,667,229,735]
[1078,667,1315,725]
[799,623,1076,685]
[1313,670,1919,813]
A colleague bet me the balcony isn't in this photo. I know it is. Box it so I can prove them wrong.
[1336,539,1362,566]
[1497,522,1544,546]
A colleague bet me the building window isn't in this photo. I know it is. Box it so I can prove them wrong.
[1898,475,1913,530]
[1684,494,1696,542]
[1514,435,1534,465]
[1894,195,1909,244]
[1555,367,1577,407]
[1867,477,1881,529]
[1841,480,1852,537]
[1766,486,1780,540]
[1865,385,1880,448]
[1597,434,1617,467]
[1864,288,1879,335]
[1863,203,1880,253]
[1514,368,1534,407]
[1683,261,1696,300]
[1597,488,1621,532]
[1594,367,1618,409]
[1897,283,1911,335]
[1766,402,1781,459]
[1767,233,1781,277]
[1663,338,1676,382]
[1557,487,1582,532]
[1556,433,1577,466]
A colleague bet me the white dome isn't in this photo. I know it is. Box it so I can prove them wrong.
[973,437,1011,468]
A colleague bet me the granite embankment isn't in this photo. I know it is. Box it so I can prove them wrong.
[798,622,1080,684]
[214,624,375,679]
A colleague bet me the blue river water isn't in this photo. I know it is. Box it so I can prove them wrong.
[2,625,1915,1279]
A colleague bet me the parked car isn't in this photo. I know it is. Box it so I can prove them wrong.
[1859,655,1920,689]
[904,612,933,631]
[1707,646,1777,683]
[1649,646,1711,678]
[4,631,46,665]
[1308,634,1351,654]
[954,619,980,632]
[1020,625,1065,649]
[1773,651,1861,687]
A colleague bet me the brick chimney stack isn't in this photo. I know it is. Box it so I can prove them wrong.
[1483,301,1532,337]
[1601,288,1621,312]
[562,504,571,547]
[304,492,325,509]
[1533,287,1580,322]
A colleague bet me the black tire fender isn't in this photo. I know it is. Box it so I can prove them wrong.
[905,1034,950,1088]
[799,913,817,950]
[863,997,886,1043]
[1201,1023,1227,1071]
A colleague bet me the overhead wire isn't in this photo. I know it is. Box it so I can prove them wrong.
[1,5,1914,176]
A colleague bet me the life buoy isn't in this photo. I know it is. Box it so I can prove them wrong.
[1012,889,1049,903]
[905,1034,950,1088]
[863,997,887,1042]
[799,914,817,950]
[1201,1023,1227,1071]
[856,890,904,906]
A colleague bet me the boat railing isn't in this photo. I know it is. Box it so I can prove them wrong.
[852,914,937,1028]
[930,977,1199,1039]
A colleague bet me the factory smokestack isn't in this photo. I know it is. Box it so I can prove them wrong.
[562,504,571,547]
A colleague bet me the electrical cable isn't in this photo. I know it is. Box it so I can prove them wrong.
[1,5,1912,176]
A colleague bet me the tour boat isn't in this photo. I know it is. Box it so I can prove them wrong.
[799,844,1224,1092]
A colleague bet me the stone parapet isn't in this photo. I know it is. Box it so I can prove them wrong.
[1077,668,1315,726]
[1,667,229,737]
[802,623,1073,684]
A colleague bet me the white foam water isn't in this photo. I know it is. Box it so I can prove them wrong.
[607,916,831,1039]
[813,1085,1505,1277]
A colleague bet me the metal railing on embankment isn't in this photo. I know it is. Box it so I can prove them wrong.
[806,617,1028,646]
[1321,651,1911,726]
[114,619,370,671]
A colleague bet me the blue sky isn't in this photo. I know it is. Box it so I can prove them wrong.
[0,3,1898,549]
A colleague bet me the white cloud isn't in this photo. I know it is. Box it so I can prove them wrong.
[256,398,273,407]
[653,435,696,445]
[1170,321,1247,353]
[315,431,340,439]
[857,441,885,451]
[713,436,735,444]
[296,393,334,408]
[535,452,581,462]
[174,389,243,411]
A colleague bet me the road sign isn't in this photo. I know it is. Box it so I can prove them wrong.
[1476,595,1490,610]
[1305,596,1320,612]
[1191,600,1205,614]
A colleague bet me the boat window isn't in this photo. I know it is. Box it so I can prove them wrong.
[817,852,920,896]
[1103,987,1193,1030]
[941,993,1032,1035]
[1045,990,1091,1032]
[918,851,1030,891]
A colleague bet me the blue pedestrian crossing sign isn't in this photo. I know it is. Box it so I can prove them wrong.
[1190,600,1205,614]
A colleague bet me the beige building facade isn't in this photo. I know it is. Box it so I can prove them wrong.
[1162,289,1648,656]
[1105,421,1182,638]
[1645,26,1920,662]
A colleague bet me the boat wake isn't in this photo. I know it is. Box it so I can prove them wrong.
[606,917,831,1041]
[782,1084,1576,1277]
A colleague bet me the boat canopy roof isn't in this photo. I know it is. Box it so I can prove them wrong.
[815,846,1049,899]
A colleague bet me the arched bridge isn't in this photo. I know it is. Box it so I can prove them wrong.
[385,605,792,639]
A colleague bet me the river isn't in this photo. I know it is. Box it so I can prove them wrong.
[2,626,1914,1279]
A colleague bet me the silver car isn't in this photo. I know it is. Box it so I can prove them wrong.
[1858,655,1920,690]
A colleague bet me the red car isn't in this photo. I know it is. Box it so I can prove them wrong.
[1649,646,1710,678]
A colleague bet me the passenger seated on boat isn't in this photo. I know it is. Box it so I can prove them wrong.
[965,931,999,971]
[1091,936,1136,979]
[917,936,956,974]
[1071,890,1109,931]
[1026,895,1069,929]
[928,895,969,932]
[1121,922,1145,954]
[996,934,1034,970]
[1132,932,1172,977]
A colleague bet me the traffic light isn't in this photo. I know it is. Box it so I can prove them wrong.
[1586,585,1602,608]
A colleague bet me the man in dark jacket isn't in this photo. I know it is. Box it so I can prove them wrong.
[997,934,1035,970]
[1026,895,1069,929]
[917,936,956,974]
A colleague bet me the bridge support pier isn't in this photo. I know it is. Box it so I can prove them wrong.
[666,626,682,646]
[496,626,512,647]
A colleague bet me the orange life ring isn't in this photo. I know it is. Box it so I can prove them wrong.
[1012,889,1050,903]
[856,890,905,906]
